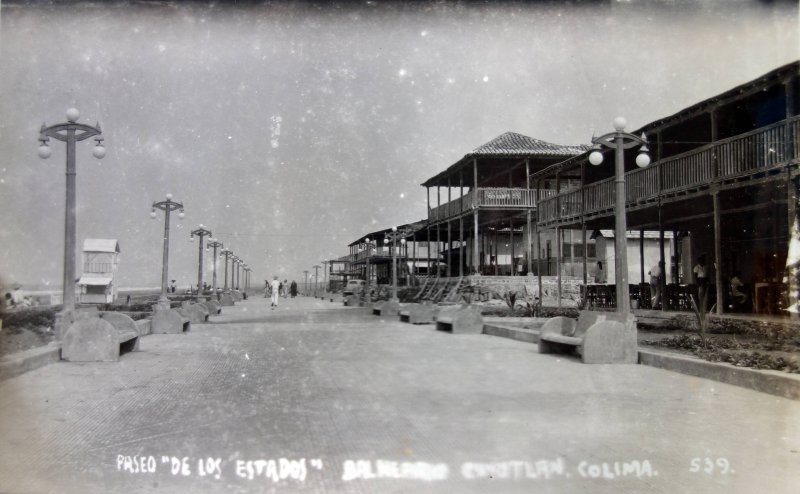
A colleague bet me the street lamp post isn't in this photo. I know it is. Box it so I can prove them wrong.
[313,265,321,298]
[321,259,329,295]
[303,270,309,295]
[232,256,240,290]
[150,194,185,309]
[588,117,650,314]
[190,224,212,299]
[207,238,223,294]
[220,249,233,290]
[384,227,410,303]
[37,108,106,316]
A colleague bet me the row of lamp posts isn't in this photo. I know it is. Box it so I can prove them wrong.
[37,108,253,320]
[149,198,251,308]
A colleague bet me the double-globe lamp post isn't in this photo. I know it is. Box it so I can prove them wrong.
[219,248,233,290]
[37,108,106,315]
[150,194,185,308]
[190,224,212,298]
[588,117,650,314]
[206,238,223,294]
[312,265,321,297]
[384,227,409,303]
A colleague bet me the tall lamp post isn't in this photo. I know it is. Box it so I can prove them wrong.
[150,194,185,308]
[384,227,411,303]
[313,265,321,297]
[232,256,240,290]
[37,108,106,315]
[303,270,310,295]
[588,117,650,314]
[220,248,233,290]
[190,224,212,298]
[207,238,223,294]
[321,259,329,294]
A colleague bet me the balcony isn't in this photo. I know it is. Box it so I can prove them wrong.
[429,187,558,222]
[537,116,800,225]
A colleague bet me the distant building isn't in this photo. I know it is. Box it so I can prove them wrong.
[78,239,120,304]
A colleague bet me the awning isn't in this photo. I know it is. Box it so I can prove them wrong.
[78,276,112,286]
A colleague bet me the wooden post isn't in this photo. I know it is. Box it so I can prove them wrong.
[556,226,562,308]
[786,79,798,318]
[582,222,588,286]
[473,159,480,274]
[640,228,645,285]
[459,216,464,277]
[447,219,452,278]
[526,159,532,275]
[713,191,723,315]
[537,225,543,299]
[510,218,515,276]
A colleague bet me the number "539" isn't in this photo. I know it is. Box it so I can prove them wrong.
[689,457,734,475]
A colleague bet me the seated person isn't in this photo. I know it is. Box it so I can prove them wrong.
[730,271,747,306]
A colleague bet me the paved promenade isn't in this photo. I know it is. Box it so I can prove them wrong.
[0,296,798,493]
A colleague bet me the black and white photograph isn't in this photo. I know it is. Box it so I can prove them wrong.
[0,0,798,492]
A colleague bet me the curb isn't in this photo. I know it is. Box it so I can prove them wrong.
[0,342,61,382]
[483,324,541,344]
[638,348,800,400]
[482,324,800,400]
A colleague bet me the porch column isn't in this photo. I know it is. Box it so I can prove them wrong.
[785,79,798,319]
[537,224,543,299]
[640,228,645,285]
[582,222,588,285]
[510,218,515,276]
[713,191,723,315]
[427,226,431,278]
[557,226,562,308]
[437,223,441,279]
[526,159,532,275]
[658,204,666,311]
[473,159,480,274]
[459,216,464,277]
[447,219,452,278]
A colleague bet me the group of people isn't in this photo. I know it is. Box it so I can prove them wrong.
[594,254,749,311]
[266,277,298,308]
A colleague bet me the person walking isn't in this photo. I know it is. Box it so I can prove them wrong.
[283,280,289,298]
[270,276,281,309]
[290,280,297,298]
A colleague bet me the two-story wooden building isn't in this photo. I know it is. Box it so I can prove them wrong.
[533,61,800,314]
[421,132,588,279]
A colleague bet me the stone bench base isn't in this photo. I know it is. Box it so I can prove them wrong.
[435,305,483,334]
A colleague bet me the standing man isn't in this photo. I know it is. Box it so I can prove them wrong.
[693,254,709,310]
[270,276,281,309]
[283,279,289,298]
[649,260,664,309]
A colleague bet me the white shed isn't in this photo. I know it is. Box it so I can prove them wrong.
[78,239,120,304]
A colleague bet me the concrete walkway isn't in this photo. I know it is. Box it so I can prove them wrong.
[0,296,798,493]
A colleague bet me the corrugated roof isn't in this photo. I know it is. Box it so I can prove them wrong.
[467,132,588,157]
[83,239,119,253]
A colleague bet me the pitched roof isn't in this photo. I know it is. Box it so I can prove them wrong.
[467,132,588,157]
[83,239,120,253]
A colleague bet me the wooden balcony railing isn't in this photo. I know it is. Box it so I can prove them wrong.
[83,262,113,273]
[537,116,800,225]
[429,187,557,221]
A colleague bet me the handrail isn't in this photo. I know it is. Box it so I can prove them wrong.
[537,116,800,224]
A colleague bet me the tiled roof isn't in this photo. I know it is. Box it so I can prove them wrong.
[467,132,588,157]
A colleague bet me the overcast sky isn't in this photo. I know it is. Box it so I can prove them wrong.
[0,0,797,290]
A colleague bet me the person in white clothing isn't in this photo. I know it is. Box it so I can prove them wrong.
[270,276,281,309]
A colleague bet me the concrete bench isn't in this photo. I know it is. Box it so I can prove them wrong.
[220,293,235,306]
[399,301,438,324]
[343,294,360,306]
[61,311,139,362]
[202,300,221,315]
[151,308,191,334]
[435,304,483,334]
[538,311,637,364]
[372,300,400,317]
[180,302,209,324]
